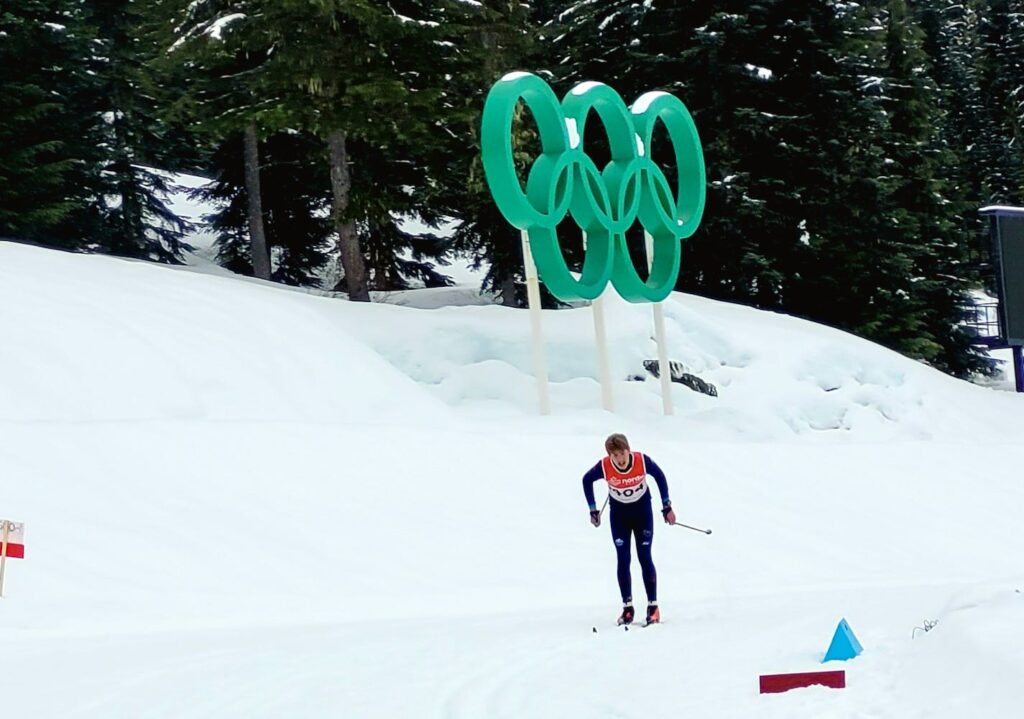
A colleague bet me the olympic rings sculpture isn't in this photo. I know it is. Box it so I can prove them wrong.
[481,72,706,303]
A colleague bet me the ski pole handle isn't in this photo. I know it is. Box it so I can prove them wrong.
[672,521,712,535]
[590,496,610,528]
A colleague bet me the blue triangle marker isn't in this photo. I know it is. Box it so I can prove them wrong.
[822,618,863,662]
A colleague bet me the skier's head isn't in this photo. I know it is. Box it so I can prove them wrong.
[605,433,631,469]
[605,433,630,453]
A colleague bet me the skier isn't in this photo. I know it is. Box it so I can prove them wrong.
[583,433,675,626]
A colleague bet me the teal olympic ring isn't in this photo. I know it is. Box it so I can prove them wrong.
[481,72,706,303]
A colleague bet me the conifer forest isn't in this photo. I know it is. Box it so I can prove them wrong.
[4,1,1024,377]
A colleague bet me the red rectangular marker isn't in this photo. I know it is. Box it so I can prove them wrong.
[1,521,24,559]
[759,670,845,694]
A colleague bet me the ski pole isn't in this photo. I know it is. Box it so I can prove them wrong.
[672,521,712,535]
[590,496,610,528]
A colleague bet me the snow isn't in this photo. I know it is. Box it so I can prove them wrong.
[979,205,1024,216]
[631,90,670,114]
[745,63,774,80]
[499,71,531,82]
[799,218,810,245]
[2,240,1024,718]
[204,13,245,41]
[394,14,439,28]
[570,80,605,96]
[565,117,581,148]
[981,347,1020,392]
[599,12,621,31]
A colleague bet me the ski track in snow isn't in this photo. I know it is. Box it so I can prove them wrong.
[2,241,1024,717]
[4,586,1022,717]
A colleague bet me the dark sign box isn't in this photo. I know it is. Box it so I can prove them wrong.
[980,207,1024,346]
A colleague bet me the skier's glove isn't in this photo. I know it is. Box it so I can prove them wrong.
[661,503,676,525]
[589,509,601,527]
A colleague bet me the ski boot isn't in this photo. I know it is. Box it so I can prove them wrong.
[617,604,635,626]
[645,602,660,626]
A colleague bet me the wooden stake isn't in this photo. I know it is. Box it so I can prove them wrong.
[583,231,615,412]
[0,520,9,598]
[520,230,552,415]
[592,296,615,411]
[645,232,674,415]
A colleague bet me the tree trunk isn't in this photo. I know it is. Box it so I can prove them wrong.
[243,123,271,280]
[327,129,370,301]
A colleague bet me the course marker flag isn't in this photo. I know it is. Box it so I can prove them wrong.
[0,519,25,598]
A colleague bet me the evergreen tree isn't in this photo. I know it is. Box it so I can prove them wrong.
[550,0,988,374]
[973,0,1024,202]
[169,0,294,280]
[871,0,989,374]
[348,133,455,291]
[172,1,464,295]
[194,132,333,286]
[441,0,541,306]
[557,1,883,312]
[550,0,656,99]
[87,0,191,261]
[915,0,987,246]
[0,0,103,245]
[1006,2,1024,150]
[243,0,457,300]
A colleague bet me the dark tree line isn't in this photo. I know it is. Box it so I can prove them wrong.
[3,1,1024,375]
[554,0,1024,375]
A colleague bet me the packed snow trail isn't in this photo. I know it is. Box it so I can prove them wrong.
[3,583,1022,718]
[2,242,1023,717]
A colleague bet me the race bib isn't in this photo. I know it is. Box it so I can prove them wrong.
[602,452,649,504]
[608,479,648,503]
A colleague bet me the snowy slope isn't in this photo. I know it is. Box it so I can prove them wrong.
[1,240,1023,718]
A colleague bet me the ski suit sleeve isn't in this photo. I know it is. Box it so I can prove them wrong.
[582,462,604,511]
[643,454,671,507]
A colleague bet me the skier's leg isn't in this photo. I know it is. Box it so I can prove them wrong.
[609,506,633,603]
[635,501,657,603]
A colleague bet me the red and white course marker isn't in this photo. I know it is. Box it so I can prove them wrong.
[1,519,26,598]
[1,520,25,559]
[759,670,846,694]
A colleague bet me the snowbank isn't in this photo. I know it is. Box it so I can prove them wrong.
[1,241,1022,719]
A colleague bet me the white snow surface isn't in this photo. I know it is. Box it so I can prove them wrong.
[205,12,245,40]
[2,240,1024,718]
[631,90,671,114]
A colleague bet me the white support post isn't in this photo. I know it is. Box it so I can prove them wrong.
[521,230,552,415]
[0,520,9,598]
[645,232,674,416]
[592,297,615,411]
[583,231,615,412]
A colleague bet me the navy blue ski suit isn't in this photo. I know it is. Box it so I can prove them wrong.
[582,453,670,604]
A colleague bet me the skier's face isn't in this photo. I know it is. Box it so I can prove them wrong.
[609,448,630,470]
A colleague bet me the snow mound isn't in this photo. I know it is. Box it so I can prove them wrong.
[341,280,1021,442]
[3,241,1020,441]
[2,242,1024,719]
[0,242,448,423]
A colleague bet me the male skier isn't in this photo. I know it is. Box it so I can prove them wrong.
[583,433,675,626]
